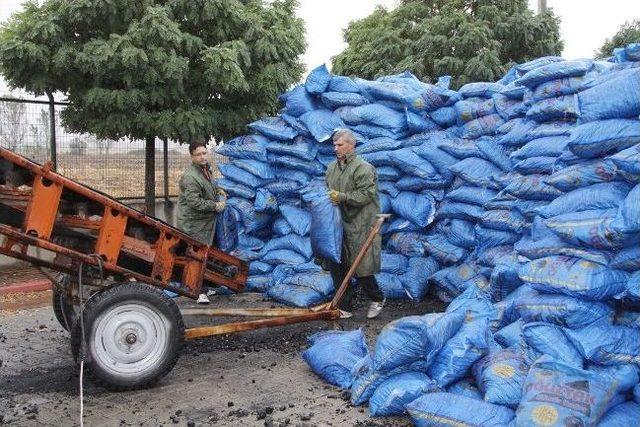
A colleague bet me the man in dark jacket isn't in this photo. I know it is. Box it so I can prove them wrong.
[325,128,384,319]
[177,141,227,303]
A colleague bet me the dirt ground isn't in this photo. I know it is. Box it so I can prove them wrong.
[0,292,445,427]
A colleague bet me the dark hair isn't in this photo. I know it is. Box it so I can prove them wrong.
[188,141,207,155]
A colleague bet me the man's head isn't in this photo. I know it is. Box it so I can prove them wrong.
[332,128,357,159]
[189,141,208,166]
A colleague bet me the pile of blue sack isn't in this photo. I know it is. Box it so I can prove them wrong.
[217,43,640,424]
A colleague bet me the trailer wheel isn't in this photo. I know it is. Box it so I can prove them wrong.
[52,278,75,331]
[71,282,184,391]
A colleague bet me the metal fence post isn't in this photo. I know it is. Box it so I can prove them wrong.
[163,137,170,202]
[46,90,57,170]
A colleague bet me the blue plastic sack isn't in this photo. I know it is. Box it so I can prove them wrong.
[395,175,449,191]
[245,275,272,292]
[538,182,631,218]
[610,244,640,271]
[372,311,465,372]
[480,209,529,234]
[328,75,359,92]
[519,256,629,301]
[493,93,527,120]
[513,156,558,174]
[430,105,457,126]
[494,319,523,348]
[264,179,303,197]
[438,138,483,158]
[489,262,523,302]
[566,323,640,365]
[390,192,436,228]
[216,178,255,199]
[248,117,298,141]
[406,110,439,133]
[321,91,369,109]
[301,189,342,263]
[400,257,439,301]
[360,150,397,168]
[532,76,586,101]
[609,142,640,178]
[446,186,498,206]
[436,201,485,222]
[475,226,520,250]
[218,163,262,188]
[356,137,401,154]
[375,166,399,181]
[556,159,613,192]
[510,135,570,160]
[447,219,476,249]
[461,114,505,139]
[459,82,504,98]
[281,85,318,117]
[615,310,640,328]
[611,183,640,234]
[599,402,640,427]
[272,217,292,236]
[274,167,311,184]
[216,140,268,162]
[261,249,307,266]
[449,157,502,188]
[248,261,272,275]
[266,282,325,307]
[299,109,345,142]
[568,119,640,159]
[214,207,238,252]
[406,392,515,427]
[423,234,467,265]
[516,293,614,329]
[260,234,312,259]
[473,347,529,408]
[343,104,406,132]
[226,198,271,233]
[279,204,311,236]
[386,232,425,257]
[475,137,512,171]
[305,64,331,94]
[381,253,408,274]
[254,188,277,213]
[369,372,437,416]
[389,148,437,179]
[303,329,368,389]
[502,174,564,200]
[411,143,457,179]
[428,318,491,388]
[233,159,276,180]
[454,98,496,123]
[526,95,579,122]
[515,59,593,88]
[578,68,640,122]
[545,208,636,250]
[447,379,483,400]
[517,356,616,427]
[265,140,318,162]
[522,322,583,367]
[376,273,409,299]
[269,154,324,176]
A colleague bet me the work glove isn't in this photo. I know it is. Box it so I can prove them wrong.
[328,190,345,205]
[214,201,226,212]
[216,188,227,199]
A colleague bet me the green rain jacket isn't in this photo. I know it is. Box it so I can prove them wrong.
[325,153,381,277]
[176,163,223,246]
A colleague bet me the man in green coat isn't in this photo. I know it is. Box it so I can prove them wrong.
[177,141,227,304]
[326,128,384,319]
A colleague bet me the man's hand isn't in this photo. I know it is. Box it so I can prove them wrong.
[328,190,345,205]
[214,201,226,212]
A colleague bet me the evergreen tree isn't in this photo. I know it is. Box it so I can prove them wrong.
[596,19,640,59]
[333,0,563,88]
[0,0,305,212]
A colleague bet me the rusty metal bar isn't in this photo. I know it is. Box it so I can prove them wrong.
[329,214,391,310]
[181,307,322,318]
[184,310,340,340]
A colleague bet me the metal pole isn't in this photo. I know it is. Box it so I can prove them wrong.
[163,137,169,202]
[145,136,156,216]
[538,0,547,13]
[46,91,57,171]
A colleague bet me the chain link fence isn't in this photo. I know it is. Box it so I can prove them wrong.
[0,95,226,199]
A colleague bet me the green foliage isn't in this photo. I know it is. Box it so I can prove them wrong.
[596,19,640,59]
[0,0,306,142]
[332,0,563,88]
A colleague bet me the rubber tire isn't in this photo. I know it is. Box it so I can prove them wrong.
[52,279,75,332]
[71,282,185,391]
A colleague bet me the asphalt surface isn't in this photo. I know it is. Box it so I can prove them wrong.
[0,292,444,426]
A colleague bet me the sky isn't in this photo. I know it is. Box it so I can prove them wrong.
[0,0,639,94]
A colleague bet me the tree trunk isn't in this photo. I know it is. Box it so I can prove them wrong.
[145,136,156,216]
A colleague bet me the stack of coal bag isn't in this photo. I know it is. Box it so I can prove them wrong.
[295,44,640,425]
